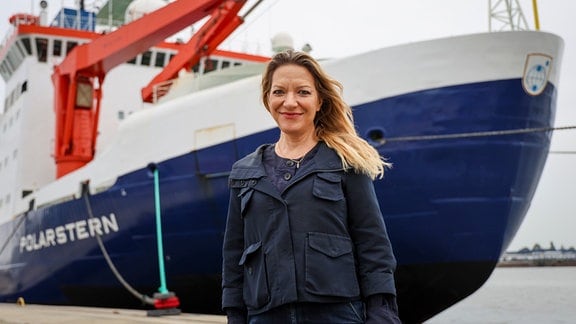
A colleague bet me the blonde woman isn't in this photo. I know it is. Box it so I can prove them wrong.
[222,50,400,323]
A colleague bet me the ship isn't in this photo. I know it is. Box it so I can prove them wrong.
[0,0,564,322]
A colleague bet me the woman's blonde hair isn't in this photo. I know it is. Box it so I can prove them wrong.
[261,50,390,179]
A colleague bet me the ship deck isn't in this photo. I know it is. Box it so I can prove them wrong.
[0,303,226,323]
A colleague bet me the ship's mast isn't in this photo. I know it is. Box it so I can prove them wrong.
[488,0,531,31]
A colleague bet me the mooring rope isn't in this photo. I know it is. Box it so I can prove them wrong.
[81,182,155,306]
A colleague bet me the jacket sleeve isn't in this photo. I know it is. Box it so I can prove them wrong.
[221,187,246,310]
[344,172,397,297]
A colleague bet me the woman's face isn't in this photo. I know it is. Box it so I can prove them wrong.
[267,64,321,137]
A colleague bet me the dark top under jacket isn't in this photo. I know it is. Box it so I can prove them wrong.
[221,141,397,316]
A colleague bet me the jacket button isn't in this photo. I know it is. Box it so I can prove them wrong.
[250,179,257,185]
[286,160,295,167]
[283,173,291,180]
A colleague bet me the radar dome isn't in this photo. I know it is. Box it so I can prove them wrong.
[125,0,166,23]
[271,32,294,53]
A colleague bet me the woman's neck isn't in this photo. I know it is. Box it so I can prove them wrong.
[275,133,318,160]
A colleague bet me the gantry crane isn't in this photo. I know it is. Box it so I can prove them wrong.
[52,0,254,177]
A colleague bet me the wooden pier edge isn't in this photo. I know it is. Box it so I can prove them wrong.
[0,303,226,323]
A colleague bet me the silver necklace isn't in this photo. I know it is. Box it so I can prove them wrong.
[288,156,305,169]
[275,142,315,168]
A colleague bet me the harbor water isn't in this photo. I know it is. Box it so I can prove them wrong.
[425,266,576,323]
[0,267,573,323]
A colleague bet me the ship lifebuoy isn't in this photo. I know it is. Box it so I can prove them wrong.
[9,14,39,27]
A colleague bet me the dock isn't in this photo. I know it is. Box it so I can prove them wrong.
[0,303,226,324]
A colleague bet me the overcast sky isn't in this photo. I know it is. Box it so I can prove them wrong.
[1,0,575,251]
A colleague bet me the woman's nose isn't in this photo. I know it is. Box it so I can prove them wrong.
[284,92,297,107]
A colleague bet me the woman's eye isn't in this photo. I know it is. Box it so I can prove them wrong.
[272,89,284,95]
[299,90,311,95]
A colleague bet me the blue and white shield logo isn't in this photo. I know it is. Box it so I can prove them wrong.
[522,53,552,96]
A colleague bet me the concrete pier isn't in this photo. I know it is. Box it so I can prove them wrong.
[0,303,227,323]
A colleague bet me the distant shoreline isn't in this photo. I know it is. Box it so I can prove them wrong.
[497,260,576,267]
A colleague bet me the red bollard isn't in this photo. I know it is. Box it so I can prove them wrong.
[147,292,181,316]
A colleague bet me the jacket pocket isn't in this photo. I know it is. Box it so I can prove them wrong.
[239,241,270,308]
[313,172,344,201]
[305,232,360,297]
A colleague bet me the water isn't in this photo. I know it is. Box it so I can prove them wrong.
[425,266,576,323]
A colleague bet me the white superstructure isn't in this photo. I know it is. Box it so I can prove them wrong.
[0,5,267,223]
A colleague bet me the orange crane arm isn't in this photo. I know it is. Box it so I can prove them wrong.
[55,0,223,76]
[141,0,247,103]
[51,0,230,178]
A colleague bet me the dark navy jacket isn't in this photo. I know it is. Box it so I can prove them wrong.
[221,141,397,315]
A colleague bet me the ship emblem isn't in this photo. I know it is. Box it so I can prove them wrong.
[522,53,552,96]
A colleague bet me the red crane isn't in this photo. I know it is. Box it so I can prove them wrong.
[52,0,252,178]
[141,0,252,103]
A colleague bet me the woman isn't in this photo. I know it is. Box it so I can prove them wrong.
[222,50,400,323]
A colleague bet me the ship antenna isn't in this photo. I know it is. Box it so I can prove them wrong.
[241,0,265,20]
[532,0,541,30]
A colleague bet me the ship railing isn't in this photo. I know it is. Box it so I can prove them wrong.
[152,79,176,103]
[94,17,125,32]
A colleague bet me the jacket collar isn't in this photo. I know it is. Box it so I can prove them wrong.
[229,141,343,180]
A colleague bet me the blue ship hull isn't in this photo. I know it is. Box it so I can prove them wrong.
[0,78,556,323]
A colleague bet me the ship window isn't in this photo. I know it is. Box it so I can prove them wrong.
[222,60,230,69]
[4,53,17,72]
[2,62,14,79]
[14,41,26,59]
[21,81,27,93]
[155,52,166,67]
[169,53,176,62]
[20,38,32,55]
[6,53,23,74]
[0,63,9,80]
[35,38,48,62]
[204,59,217,73]
[53,39,63,56]
[127,56,136,64]
[141,51,152,66]
[234,62,242,66]
[192,63,199,73]
[9,46,24,63]
[66,41,78,55]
